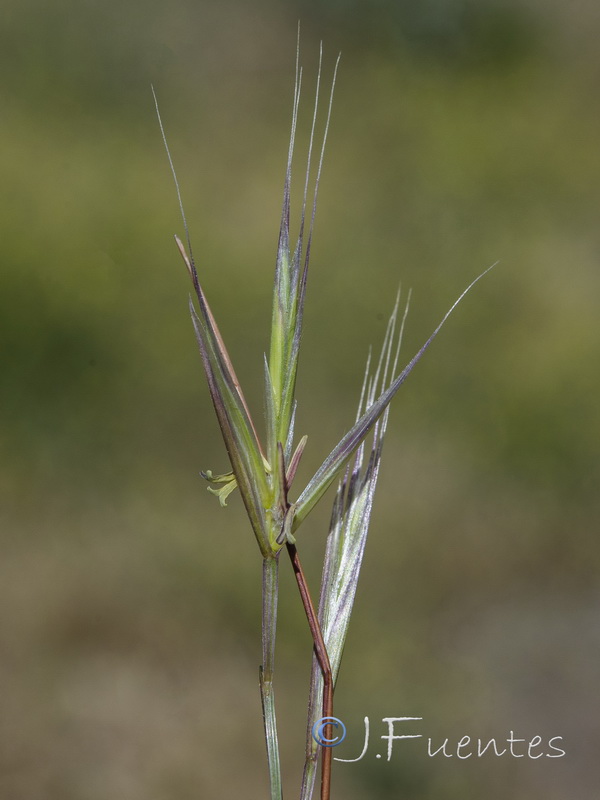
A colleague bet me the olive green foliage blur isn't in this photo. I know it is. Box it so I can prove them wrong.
[1,2,598,799]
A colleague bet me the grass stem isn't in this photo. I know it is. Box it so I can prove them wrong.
[286,543,333,800]
[260,555,283,800]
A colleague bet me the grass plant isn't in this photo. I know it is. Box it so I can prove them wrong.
[155,38,494,800]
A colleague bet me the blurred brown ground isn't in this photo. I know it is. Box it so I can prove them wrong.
[1,1,599,798]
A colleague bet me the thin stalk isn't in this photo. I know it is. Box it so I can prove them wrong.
[300,660,323,800]
[286,543,333,800]
[260,555,283,800]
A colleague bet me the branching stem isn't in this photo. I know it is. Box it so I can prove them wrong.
[286,543,333,800]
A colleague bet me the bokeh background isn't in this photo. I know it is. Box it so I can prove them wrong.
[1,1,599,798]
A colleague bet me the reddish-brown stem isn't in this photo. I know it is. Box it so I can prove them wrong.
[286,542,333,800]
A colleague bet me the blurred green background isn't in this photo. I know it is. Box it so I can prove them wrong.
[1,0,598,798]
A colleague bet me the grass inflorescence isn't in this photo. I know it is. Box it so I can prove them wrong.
[155,36,494,800]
